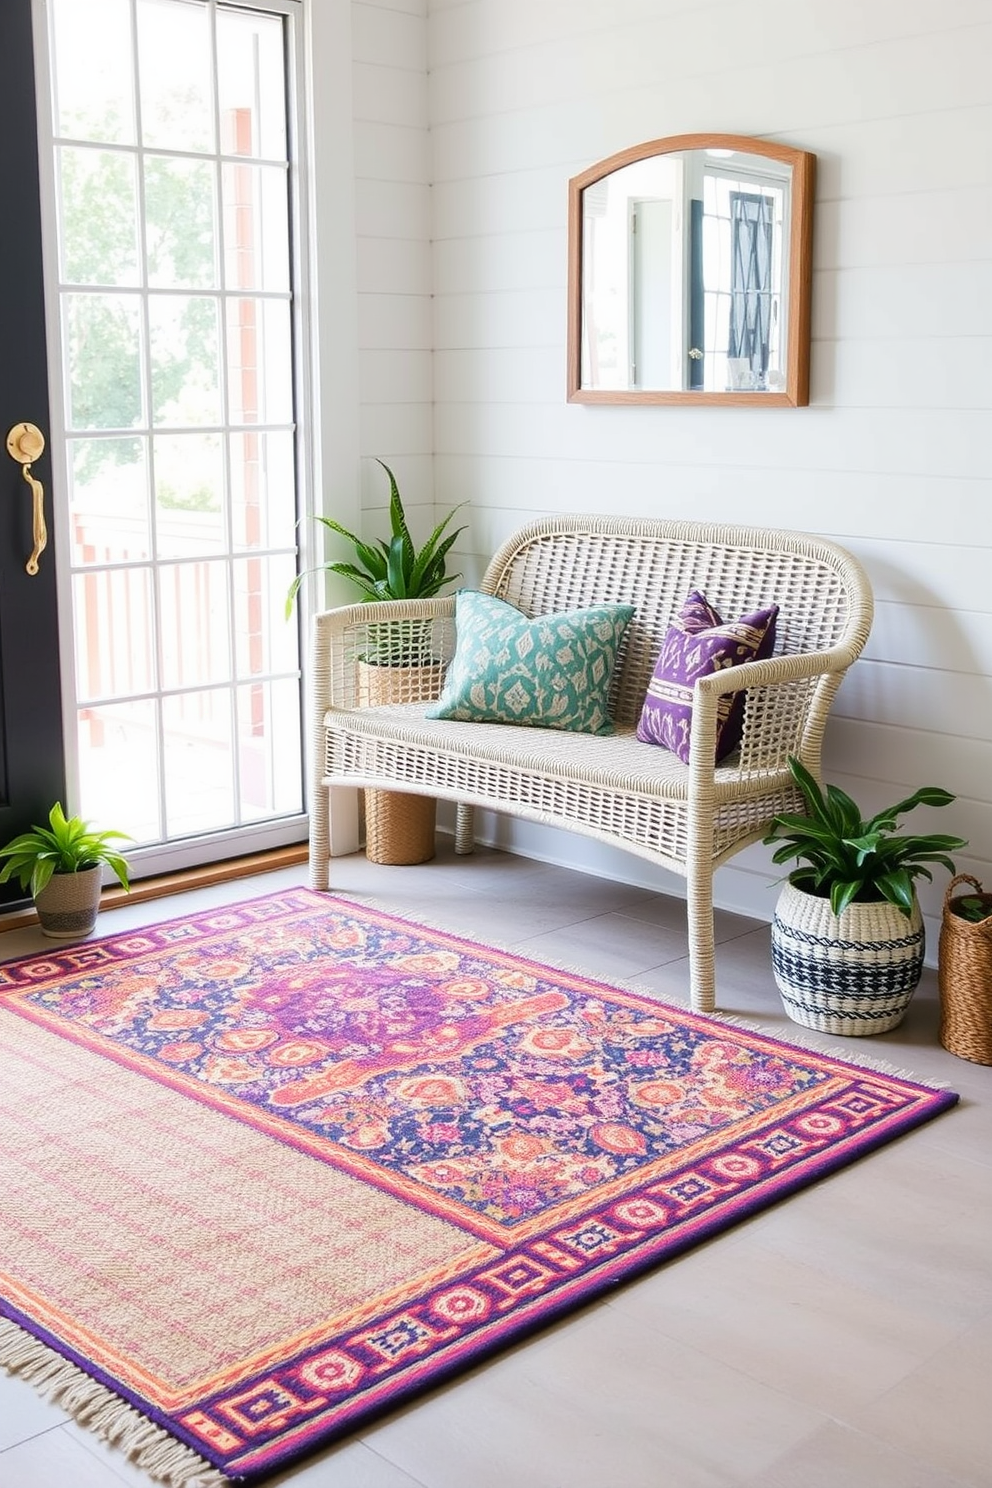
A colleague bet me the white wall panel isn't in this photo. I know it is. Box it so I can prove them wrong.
[350,3,433,544]
[310,0,992,966]
[356,236,433,296]
[358,292,432,349]
[354,177,432,240]
[353,121,431,183]
[359,400,434,455]
[352,2,428,69]
[352,62,429,126]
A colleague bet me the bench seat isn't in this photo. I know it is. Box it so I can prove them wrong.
[308,516,874,1013]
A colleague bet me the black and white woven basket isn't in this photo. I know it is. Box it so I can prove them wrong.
[771,881,925,1036]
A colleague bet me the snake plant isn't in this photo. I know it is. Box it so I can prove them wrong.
[287,460,466,615]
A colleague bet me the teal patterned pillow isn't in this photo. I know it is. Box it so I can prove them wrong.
[426,591,635,735]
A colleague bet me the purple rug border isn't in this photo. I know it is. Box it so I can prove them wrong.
[221,1078,960,1481]
[0,887,961,1483]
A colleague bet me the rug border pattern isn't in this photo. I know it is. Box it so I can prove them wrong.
[0,888,959,1482]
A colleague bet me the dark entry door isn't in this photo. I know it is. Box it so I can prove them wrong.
[0,0,67,905]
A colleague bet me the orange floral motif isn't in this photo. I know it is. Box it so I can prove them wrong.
[200,1055,259,1084]
[590,1122,648,1156]
[519,1026,591,1060]
[326,926,366,949]
[392,951,461,975]
[199,959,251,982]
[495,969,538,993]
[395,1075,467,1108]
[496,1133,548,1164]
[439,977,491,1000]
[631,1079,687,1109]
[265,1040,329,1068]
[215,1028,279,1053]
[159,1040,204,1063]
[341,1122,391,1150]
[148,1010,207,1031]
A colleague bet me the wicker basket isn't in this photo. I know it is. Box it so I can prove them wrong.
[357,658,441,866]
[938,874,992,1065]
[771,881,925,1036]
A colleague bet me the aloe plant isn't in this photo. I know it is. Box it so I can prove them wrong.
[0,803,131,899]
[286,460,466,615]
[763,756,966,918]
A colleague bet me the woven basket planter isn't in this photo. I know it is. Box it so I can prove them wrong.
[771,881,925,1036]
[357,658,443,866]
[938,874,992,1065]
[34,864,103,940]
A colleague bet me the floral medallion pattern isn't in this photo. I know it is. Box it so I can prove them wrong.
[0,890,957,1481]
[10,891,827,1226]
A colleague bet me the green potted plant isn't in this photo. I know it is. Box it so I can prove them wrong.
[763,756,966,1035]
[288,460,467,866]
[286,459,466,627]
[0,803,131,940]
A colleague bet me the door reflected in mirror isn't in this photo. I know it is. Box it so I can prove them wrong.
[567,135,815,407]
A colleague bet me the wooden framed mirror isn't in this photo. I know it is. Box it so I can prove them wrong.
[567,134,815,406]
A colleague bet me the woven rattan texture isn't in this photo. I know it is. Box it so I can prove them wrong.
[938,875,992,1065]
[309,517,874,1013]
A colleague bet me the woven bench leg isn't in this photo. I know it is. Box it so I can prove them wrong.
[686,866,716,1014]
[309,783,330,889]
[454,803,476,855]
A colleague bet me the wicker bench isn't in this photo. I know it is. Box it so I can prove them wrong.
[309,516,873,1013]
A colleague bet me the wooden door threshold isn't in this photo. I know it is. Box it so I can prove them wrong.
[0,843,309,934]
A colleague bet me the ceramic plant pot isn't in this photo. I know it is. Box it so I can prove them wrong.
[34,864,103,939]
[771,880,925,1036]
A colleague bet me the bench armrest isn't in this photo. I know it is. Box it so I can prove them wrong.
[690,644,857,784]
[311,597,458,713]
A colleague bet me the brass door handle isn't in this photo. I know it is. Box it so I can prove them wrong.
[6,422,47,575]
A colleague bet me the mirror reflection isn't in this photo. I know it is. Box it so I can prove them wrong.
[568,135,814,406]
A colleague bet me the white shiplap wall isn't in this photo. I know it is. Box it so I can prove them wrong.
[351,0,434,548]
[327,0,992,953]
[421,0,992,952]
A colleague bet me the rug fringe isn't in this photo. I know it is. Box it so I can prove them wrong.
[341,891,952,1090]
[0,1317,230,1488]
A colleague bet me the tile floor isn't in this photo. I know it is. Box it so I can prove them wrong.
[1,843,990,1488]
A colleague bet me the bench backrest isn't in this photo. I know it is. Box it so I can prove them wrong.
[482,517,874,728]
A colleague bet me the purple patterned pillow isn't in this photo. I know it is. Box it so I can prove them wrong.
[636,591,779,764]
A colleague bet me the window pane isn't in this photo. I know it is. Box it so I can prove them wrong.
[145,156,218,289]
[77,700,161,846]
[230,431,296,551]
[69,438,150,565]
[149,294,221,425]
[226,297,292,424]
[73,567,156,700]
[162,690,235,836]
[237,679,302,821]
[154,432,225,557]
[217,9,287,160]
[159,560,231,690]
[52,0,135,144]
[222,163,289,292]
[137,0,213,153]
[233,554,299,678]
[59,148,139,286]
[64,294,143,430]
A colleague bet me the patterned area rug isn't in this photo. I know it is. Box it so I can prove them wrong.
[0,889,956,1485]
